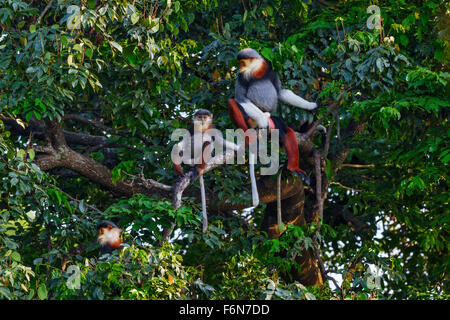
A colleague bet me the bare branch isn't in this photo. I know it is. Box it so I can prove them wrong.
[36,0,54,25]
[341,163,375,168]
[312,236,343,297]
[330,181,363,192]
[306,101,339,138]
[313,149,323,220]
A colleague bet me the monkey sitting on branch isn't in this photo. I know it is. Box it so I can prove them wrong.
[171,109,239,233]
[228,48,321,206]
[97,220,123,255]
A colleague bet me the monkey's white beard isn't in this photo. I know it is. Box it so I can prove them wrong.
[193,119,212,132]
[241,58,265,80]
[98,228,122,245]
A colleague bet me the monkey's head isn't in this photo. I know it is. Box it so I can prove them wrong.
[97,221,123,255]
[237,48,267,79]
[193,109,213,132]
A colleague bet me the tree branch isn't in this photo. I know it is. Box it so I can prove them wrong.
[36,0,54,25]
[63,114,153,147]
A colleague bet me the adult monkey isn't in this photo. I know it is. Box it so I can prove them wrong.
[228,48,319,208]
[228,48,319,180]
[97,221,123,255]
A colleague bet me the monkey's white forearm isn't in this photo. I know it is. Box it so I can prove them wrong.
[236,99,270,128]
[279,89,317,110]
[223,139,240,151]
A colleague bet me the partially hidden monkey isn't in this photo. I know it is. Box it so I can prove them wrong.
[97,220,123,255]
[228,48,319,201]
[172,109,239,233]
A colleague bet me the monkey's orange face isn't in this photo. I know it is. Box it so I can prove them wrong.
[239,57,265,79]
[238,58,252,72]
[193,115,212,132]
[97,225,123,246]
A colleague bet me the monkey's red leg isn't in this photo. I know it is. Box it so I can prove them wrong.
[196,141,212,176]
[228,99,257,145]
[174,164,183,175]
[283,127,308,178]
[228,99,249,131]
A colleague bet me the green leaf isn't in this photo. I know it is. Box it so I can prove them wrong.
[0,287,12,299]
[110,41,122,53]
[304,292,316,300]
[441,153,450,164]
[88,0,96,9]
[37,285,48,300]
[17,149,25,158]
[73,44,83,52]
[60,36,68,46]
[85,48,93,58]
[29,24,36,33]
[131,12,140,25]
[28,289,35,300]
[174,1,180,12]
[79,199,86,213]
[11,251,21,262]
[28,149,35,160]
[243,10,248,22]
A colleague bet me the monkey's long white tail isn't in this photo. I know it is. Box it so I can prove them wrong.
[279,89,317,110]
[199,175,208,233]
[249,151,259,207]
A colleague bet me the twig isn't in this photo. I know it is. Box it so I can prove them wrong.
[312,236,344,298]
[139,172,172,192]
[330,181,363,192]
[159,222,176,245]
[36,0,55,25]
[172,148,236,210]
[341,163,375,168]
[306,101,339,139]
[316,0,336,9]
[323,116,334,158]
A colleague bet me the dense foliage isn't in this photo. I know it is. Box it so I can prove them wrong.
[0,0,448,300]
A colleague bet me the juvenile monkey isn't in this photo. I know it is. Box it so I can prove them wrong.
[172,109,239,232]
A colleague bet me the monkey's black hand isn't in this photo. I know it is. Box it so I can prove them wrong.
[293,170,311,186]
[192,167,200,180]
[315,97,322,108]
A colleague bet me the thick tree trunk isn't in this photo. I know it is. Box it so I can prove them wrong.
[260,173,323,286]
